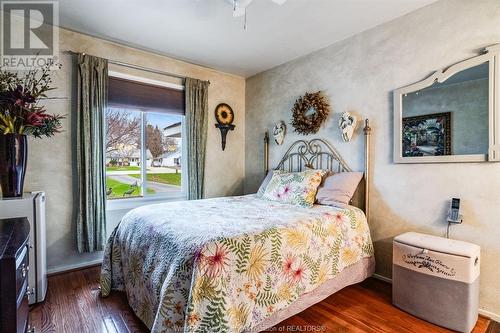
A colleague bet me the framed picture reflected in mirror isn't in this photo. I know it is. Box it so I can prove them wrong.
[402,112,451,157]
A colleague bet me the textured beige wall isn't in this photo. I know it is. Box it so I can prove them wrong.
[24,28,246,272]
[245,0,500,316]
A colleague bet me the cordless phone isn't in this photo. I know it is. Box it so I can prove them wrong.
[448,198,462,223]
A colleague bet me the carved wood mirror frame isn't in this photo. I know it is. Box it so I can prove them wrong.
[394,44,500,163]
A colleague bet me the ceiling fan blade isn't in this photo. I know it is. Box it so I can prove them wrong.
[226,0,253,17]
[233,7,246,17]
[271,0,287,5]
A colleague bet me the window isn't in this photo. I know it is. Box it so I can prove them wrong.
[105,75,185,200]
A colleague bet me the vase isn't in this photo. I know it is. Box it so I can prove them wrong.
[0,134,27,198]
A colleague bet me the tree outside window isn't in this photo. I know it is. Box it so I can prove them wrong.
[105,107,183,200]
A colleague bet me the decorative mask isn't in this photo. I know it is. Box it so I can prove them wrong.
[273,121,286,145]
[338,112,357,142]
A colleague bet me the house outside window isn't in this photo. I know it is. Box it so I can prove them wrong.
[105,73,185,201]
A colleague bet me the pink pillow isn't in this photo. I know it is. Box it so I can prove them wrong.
[316,172,363,206]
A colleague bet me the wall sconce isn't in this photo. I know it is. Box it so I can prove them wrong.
[214,103,235,151]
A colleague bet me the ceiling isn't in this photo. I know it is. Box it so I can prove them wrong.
[59,0,437,77]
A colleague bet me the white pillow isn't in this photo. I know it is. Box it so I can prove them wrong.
[256,170,274,197]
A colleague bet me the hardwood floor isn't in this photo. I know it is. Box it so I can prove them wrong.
[489,322,500,333]
[31,266,148,333]
[30,266,497,333]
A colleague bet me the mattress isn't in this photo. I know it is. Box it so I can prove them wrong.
[100,195,374,332]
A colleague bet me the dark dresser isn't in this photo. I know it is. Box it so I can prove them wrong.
[0,218,33,333]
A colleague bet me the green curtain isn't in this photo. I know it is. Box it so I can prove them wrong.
[76,54,108,253]
[185,78,209,200]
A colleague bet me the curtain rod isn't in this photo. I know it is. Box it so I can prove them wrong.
[63,50,210,84]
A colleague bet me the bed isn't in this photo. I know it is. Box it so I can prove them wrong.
[100,121,375,333]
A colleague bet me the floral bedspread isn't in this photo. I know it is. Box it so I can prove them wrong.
[100,195,374,333]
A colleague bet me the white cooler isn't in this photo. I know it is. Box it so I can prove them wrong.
[392,232,480,333]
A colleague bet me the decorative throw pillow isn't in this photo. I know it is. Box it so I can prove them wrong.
[262,169,326,207]
[256,170,274,197]
[316,172,363,207]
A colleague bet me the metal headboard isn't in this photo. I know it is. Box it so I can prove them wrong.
[274,139,352,173]
[263,119,372,222]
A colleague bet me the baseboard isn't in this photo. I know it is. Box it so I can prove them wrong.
[371,273,500,323]
[372,273,392,283]
[479,308,500,323]
[47,259,103,276]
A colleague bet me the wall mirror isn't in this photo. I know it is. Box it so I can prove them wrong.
[394,44,500,163]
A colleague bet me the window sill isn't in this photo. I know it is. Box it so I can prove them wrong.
[106,193,187,211]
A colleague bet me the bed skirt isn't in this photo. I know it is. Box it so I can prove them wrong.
[249,256,376,332]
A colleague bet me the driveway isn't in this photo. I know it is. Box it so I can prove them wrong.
[108,174,180,192]
[107,167,179,176]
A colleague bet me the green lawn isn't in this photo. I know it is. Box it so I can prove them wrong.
[106,166,141,172]
[130,173,181,186]
[106,177,155,199]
